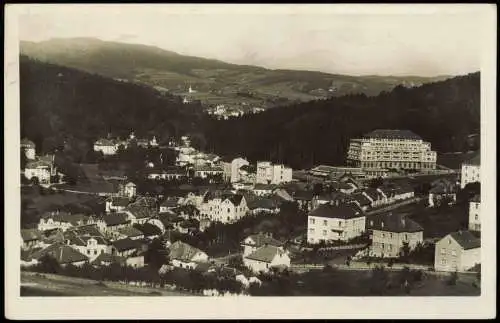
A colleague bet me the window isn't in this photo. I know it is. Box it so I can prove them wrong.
[227,208,230,213]
[441,259,447,265]
[390,233,393,238]
[451,250,457,257]
[323,230,327,236]
[323,220,328,226]
[475,215,479,220]
[310,218,315,225]
[440,248,446,255]
[404,234,408,241]
[94,250,97,255]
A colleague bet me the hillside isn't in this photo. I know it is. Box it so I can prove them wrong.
[20,38,450,110]
[20,55,206,161]
[201,72,481,169]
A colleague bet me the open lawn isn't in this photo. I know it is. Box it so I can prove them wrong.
[21,271,190,297]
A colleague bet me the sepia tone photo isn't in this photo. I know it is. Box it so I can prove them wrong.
[5,3,496,320]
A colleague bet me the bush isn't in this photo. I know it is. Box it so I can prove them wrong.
[446,271,458,286]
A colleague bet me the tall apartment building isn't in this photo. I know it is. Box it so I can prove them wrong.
[346,129,437,170]
[460,152,480,188]
[468,194,481,232]
[256,161,293,185]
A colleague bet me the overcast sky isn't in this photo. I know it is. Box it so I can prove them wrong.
[16,4,493,76]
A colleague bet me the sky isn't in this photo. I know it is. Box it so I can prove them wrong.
[15,4,493,76]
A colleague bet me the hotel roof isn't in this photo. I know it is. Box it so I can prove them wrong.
[363,129,422,140]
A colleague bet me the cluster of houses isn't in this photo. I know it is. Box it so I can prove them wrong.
[21,139,63,186]
[93,132,159,156]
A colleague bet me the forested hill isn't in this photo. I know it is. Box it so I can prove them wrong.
[202,72,480,169]
[20,55,206,161]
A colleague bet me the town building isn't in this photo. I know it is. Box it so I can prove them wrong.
[368,213,424,258]
[241,233,283,257]
[469,194,481,232]
[105,197,130,213]
[428,178,457,207]
[222,157,250,183]
[94,138,119,155]
[123,182,137,198]
[460,152,480,188]
[307,202,366,244]
[434,230,481,272]
[37,212,97,232]
[30,243,89,267]
[310,165,365,179]
[65,231,110,262]
[21,229,43,250]
[168,240,209,270]
[193,166,224,179]
[199,193,249,224]
[111,238,145,258]
[256,161,293,185]
[252,183,277,197]
[21,138,36,160]
[346,129,437,171]
[24,155,57,185]
[243,244,291,274]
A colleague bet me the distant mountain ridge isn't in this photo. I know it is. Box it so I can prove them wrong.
[20,38,452,109]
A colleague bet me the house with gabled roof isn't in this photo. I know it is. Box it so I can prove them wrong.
[100,213,131,238]
[105,196,131,213]
[64,229,111,261]
[37,211,97,232]
[293,190,314,211]
[21,229,43,250]
[434,230,481,272]
[252,183,277,197]
[460,151,480,188]
[362,188,386,208]
[91,253,126,267]
[160,197,181,213]
[307,201,366,244]
[124,203,157,225]
[111,238,146,258]
[367,213,424,258]
[247,198,280,215]
[241,232,284,257]
[243,244,291,274]
[116,226,145,240]
[168,240,209,270]
[349,193,372,212]
[199,193,248,224]
[30,243,89,267]
[94,138,119,156]
[428,178,457,207]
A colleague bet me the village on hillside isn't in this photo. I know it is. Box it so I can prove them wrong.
[20,129,481,296]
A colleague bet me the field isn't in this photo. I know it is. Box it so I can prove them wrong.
[20,271,190,297]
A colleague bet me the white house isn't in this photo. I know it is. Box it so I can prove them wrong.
[434,230,481,272]
[168,240,209,270]
[243,245,291,274]
[307,201,366,244]
[123,182,137,198]
[21,138,36,160]
[159,197,181,213]
[94,138,119,156]
[256,161,293,185]
[194,166,224,179]
[367,213,424,258]
[252,184,277,197]
[65,234,110,262]
[222,157,250,183]
[461,152,480,188]
[24,159,55,185]
[199,193,249,224]
[37,212,97,232]
[241,233,283,257]
[468,194,481,232]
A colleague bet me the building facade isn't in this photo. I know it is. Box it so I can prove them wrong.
[222,158,250,183]
[307,202,366,244]
[434,231,480,272]
[468,195,481,232]
[256,161,293,185]
[368,213,424,258]
[346,129,437,171]
[460,153,480,188]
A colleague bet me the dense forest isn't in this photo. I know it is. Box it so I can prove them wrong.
[201,73,480,169]
[20,55,206,162]
[21,56,480,171]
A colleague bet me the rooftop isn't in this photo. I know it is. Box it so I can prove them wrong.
[449,230,481,250]
[91,253,126,266]
[309,203,365,220]
[363,129,422,140]
[169,240,206,262]
[111,238,143,252]
[103,213,130,226]
[369,213,423,233]
[245,245,286,263]
[31,243,88,265]
[21,229,42,242]
[243,233,283,248]
[463,151,480,166]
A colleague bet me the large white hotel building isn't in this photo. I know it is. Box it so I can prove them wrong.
[346,129,437,171]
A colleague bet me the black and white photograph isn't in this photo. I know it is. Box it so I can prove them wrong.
[5,3,496,320]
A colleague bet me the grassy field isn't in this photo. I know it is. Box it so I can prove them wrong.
[20,272,190,297]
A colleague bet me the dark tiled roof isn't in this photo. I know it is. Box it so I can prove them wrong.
[463,152,480,166]
[449,231,481,250]
[109,197,130,207]
[225,194,244,206]
[253,183,277,191]
[32,243,88,265]
[169,240,206,262]
[293,190,314,201]
[363,129,422,140]
[309,203,364,220]
[352,193,372,206]
[117,226,144,238]
[243,233,283,248]
[161,197,179,208]
[103,213,130,226]
[247,198,279,210]
[21,229,42,242]
[126,204,157,219]
[245,245,286,263]
[112,238,143,252]
[369,213,423,233]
